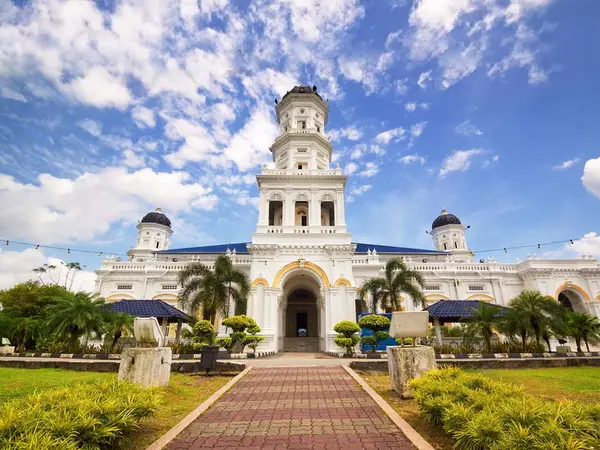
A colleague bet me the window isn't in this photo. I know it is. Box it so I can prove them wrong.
[468,285,485,291]
[297,120,306,129]
[424,285,441,291]
[162,285,178,290]
[117,284,133,290]
[297,164,304,170]
[156,242,160,249]
[443,243,447,250]
[297,148,307,153]
[316,126,321,132]
[301,215,307,226]
[454,242,458,248]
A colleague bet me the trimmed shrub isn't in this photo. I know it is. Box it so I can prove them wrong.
[396,337,413,346]
[192,319,216,345]
[221,315,259,353]
[333,320,360,355]
[0,380,160,449]
[358,314,391,353]
[214,337,233,353]
[245,325,264,354]
[360,335,377,352]
[410,367,600,449]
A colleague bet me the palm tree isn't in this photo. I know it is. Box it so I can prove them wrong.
[358,278,387,313]
[566,312,600,352]
[103,312,134,351]
[498,307,530,352]
[509,290,560,347]
[64,262,82,291]
[178,255,250,325]
[467,303,502,352]
[366,258,424,310]
[45,292,107,348]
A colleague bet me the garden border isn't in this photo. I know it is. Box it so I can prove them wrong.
[326,351,600,359]
[0,351,276,360]
[145,367,252,450]
[343,366,435,450]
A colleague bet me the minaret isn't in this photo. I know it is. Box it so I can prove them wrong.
[129,208,173,261]
[252,85,350,244]
[429,208,472,262]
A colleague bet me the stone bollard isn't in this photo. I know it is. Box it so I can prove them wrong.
[118,347,172,387]
[387,345,437,399]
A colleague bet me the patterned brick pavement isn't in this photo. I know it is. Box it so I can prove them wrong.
[165,366,416,449]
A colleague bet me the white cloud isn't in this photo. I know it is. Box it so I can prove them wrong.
[0,167,217,243]
[123,149,146,168]
[439,148,483,177]
[132,106,157,129]
[553,158,579,170]
[0,249,96,291]
[400,154,426,164]
[582,157,600,199]
[329,126,362,142]
[346,184,372,202]
[417,71,432,88]
[77,119,102,137]
[394,78,409,95]
[455,119,483,136]
[405,102,417,112]
[370,144,386,156]
[568,232,600,258]
[359,161,379,177]
[375,127,406,144]
[345,162,359,175]
[65,67,132,110]
[350,146,364,160]
[411,122,427,137]
[385,30,402,48]
[1,86,27,102]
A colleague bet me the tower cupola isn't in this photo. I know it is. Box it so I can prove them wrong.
[429,208,472,262]
[129,208,174,261]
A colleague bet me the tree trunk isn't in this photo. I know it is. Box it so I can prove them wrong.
[521,331,527,352]
[544,336,551,352]
[110,330,122,352]
[575,337,582,353]
[584,337,590,352]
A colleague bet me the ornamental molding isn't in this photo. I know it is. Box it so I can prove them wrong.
[247,244,279,257]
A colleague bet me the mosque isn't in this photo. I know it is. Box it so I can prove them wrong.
[95,85,600,353]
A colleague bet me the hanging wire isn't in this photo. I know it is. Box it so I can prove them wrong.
[0,239,128,256]
[472,235,595,255]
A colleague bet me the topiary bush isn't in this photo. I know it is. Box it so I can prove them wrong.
[0,380,160,449]
[245,325,265,354]
[358,314,391,353]
[214,337,233,353]
[192,319,216,346]
[360,335,377,352]
[333,320,360,355]
[410,367,600,449]
[220,315,260,353]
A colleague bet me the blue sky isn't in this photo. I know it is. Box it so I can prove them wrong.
[1,0,600,290]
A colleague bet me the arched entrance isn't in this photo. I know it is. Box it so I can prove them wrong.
[558,290,587,313]
[277,267,326,352]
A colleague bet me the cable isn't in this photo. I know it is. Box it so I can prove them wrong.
[472,235,596,255]
[1,239,128,257]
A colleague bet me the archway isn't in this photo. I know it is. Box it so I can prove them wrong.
[278,269,325,352]
[558,290,586,313]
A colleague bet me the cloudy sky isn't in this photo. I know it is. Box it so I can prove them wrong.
[1,0,600,291]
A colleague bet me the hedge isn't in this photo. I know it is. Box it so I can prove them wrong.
[410,367,600,449]
[0,380,161,449]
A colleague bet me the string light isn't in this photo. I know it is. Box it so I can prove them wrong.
[538,244,541,249]
[570,240,574,244]
[0,239,127,256]
[35,244,39,249]
[473,235,597,255]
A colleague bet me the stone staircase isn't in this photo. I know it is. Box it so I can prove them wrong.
[283,337,320,352]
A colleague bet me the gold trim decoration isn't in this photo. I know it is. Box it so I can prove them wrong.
[466,293,495,302]
[152,294,178,300]
[555,282,592,302]
[106,293,135,301]
[333,278,351,287]
[251,277,270,287]
[272,260,331,288]
[424,293,450,301]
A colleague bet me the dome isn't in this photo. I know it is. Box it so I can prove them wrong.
[432,208,461,230]
[141,208,171,228]
[281,85,323,102]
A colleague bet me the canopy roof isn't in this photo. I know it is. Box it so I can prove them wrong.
[424,299,510,323]
[106,299,192,323]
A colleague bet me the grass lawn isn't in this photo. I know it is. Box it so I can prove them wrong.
[361,367,600,450]
[0,368,232,449]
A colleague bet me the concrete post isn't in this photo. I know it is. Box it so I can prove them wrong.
[175,320,182,343]
[161,317,169,342]
[433,317,442,345]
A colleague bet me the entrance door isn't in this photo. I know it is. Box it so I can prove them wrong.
[296,311,308,336]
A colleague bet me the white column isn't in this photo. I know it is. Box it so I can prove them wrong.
[258,193,268,226]
[284,191,294,226]
[254,284,265,327]
[310,191,319,226]
[433,318,443,345]
[336,190,346,225]
[310,147,317,171]
[287,147,294,169]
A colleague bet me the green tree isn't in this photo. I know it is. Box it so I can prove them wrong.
[509,290,561,347]
[374,258,425,310]
[358,314,391,353]
[103,312,134,351]
[566,312,600,352]
[497,308,531,352]
[467,303,502,352]
[333,320,361,355]
[64,262,82,291]
[358,278,387,313]
[178,255,250,325]
[45,292,107,348]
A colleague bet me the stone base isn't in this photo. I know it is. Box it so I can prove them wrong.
[118,347,172,387]
[556,345,572,353]
[0,346,15,354]
[387,345,437,399]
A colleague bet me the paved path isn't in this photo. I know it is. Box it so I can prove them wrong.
[165,366,415,449]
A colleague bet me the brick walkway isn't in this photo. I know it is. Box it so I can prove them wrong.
[165,366,416,449]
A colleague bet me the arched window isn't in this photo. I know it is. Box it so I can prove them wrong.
[444,243,447,250]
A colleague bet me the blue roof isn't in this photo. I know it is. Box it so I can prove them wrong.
[160,241,444,255]
[107,300,193,322]
[353,242,445,254]
[425,300,510,322]
[159,242,249,254]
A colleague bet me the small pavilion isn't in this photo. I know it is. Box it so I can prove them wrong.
[425,299,510,345]
[107,299,193,342]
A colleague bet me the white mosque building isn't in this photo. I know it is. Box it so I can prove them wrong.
[95,85,600,353]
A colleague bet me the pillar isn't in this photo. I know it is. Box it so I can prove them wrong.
[336,190,346,225]
[160,317,169,343]
[258,191,268,225]
[254,284,265,327]
[310,191,319,226]
[175,320,183,343]
[433,317,442,345]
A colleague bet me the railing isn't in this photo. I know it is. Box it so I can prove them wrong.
[99,257,251,271]
[260,168,343,176]
[350,258,519,272]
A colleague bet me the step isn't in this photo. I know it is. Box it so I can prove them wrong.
[283,337,320,352]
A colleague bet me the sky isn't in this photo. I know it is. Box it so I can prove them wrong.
[1,0,600,291]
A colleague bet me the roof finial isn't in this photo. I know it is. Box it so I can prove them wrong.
[156,207,163,213]
[441,207,448,215]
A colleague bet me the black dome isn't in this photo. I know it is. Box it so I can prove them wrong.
[281,85,323,101]
[141,208,171,227]
[432,209,461,230]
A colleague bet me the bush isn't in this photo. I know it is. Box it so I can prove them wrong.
[245,325,264,354]
[214,337,233,353]
[192,320,216,346]
[334,320,360,337]
[359,314,390,353]
[0,380,160,449]
[220,315,259,353]
[361,335,377,352]
[221,315,257,332]
[433,340,546,355]
[169,342,196,354]
[410,367,600,449]
[396,337,413,346]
